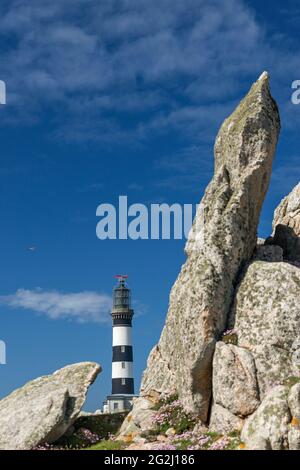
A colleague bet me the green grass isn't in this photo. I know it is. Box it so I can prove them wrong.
[284,376,300,388]
[172,439,193,450]
[85,440,126,451]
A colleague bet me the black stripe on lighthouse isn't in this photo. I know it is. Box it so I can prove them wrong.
[112,378,134,395]
[112,345,133,362]
[112,317,132,326]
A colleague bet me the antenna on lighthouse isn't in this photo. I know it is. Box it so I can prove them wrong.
[114,274,128,287]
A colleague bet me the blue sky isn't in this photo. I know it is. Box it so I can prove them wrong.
[0,0,300,410]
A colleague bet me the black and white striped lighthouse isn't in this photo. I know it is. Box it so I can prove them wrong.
[111,275,134,395]
[103,275,136,413]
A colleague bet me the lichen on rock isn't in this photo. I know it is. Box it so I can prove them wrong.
[212,342,260,417]
[241,386,291,450]
[227,261,300,398]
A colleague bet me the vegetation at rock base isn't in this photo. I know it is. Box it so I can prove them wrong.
[284,376,300,388]
[85,439,126,451]
[33,428,102,450]
[163,429,241,451]
[34,431,125,451]
[222,329,238,345]
[53,427,101,449]
[68,394,243,451]
[152,393,197,434]
[137,393,242,450]
[34,394,243,451]
[34,428,242,451]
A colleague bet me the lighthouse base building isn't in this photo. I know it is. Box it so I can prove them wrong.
[103,395,135,414]
[103,276,138,414]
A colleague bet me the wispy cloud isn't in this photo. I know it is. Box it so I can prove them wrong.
[0,0,269,142]
[0,0,299,150]
[0,288,112,324]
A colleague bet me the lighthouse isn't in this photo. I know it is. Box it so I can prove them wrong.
[103,275,137,413]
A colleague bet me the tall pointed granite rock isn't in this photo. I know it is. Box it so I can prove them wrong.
[120,72,280,435]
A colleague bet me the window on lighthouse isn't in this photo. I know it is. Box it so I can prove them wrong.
[122,378,126,385]
[122,362,125,369]
[121,346,125,353]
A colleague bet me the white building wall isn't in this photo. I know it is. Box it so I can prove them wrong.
[107,397,135,413]
[108,398,126,413]
[103,403,109,413]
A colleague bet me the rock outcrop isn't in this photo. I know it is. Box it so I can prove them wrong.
[212,342,260,417]
[229,261,300,398]
[119,72,280,436]
[210,403,244,434]
[269,182,300,262]
[0,362,101,450]
[210,181,300,445]
[241,386,291,450]
[118,396,158,437]
[241,382,300,450]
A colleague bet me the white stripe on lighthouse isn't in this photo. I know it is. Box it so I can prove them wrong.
[112,361,133,378]
[112,326,132,346]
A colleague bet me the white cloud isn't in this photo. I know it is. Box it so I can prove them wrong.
[0,0,299,146]
[0,288,112,324]
[0,0,267,140]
